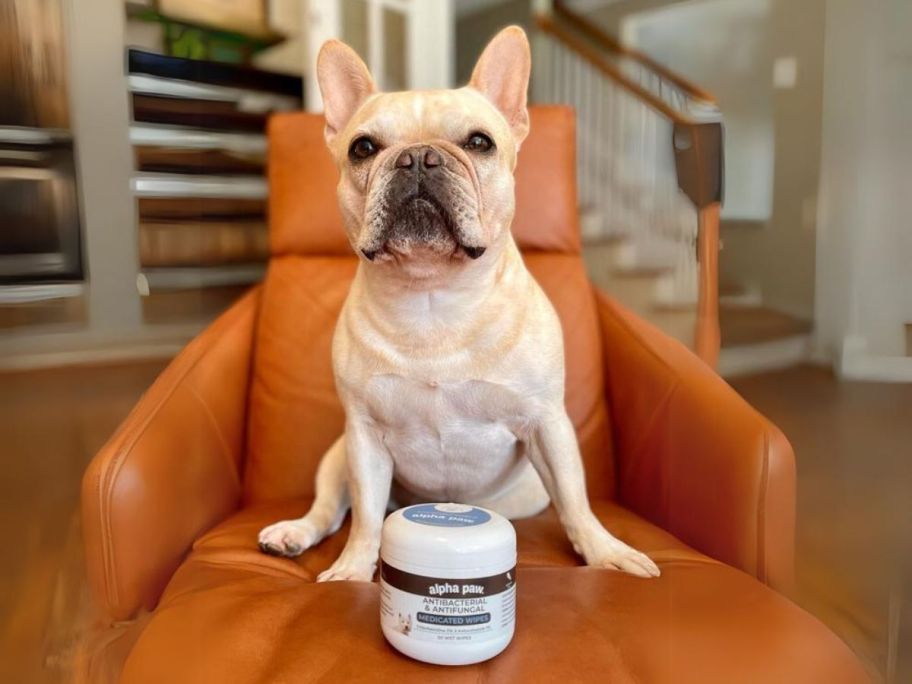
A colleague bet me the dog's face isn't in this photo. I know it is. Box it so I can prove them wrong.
[317,27,531,280]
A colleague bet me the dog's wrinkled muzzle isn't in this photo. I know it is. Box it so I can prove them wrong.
[360,144,487,261]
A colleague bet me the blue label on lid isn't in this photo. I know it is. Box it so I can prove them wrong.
[403,503,491,527]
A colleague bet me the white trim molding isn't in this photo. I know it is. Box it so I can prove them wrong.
[0,323,200,372]
[718,335,812,379]
[838,335,912,383]
[303,0,342,110]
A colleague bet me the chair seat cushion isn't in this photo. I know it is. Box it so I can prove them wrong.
[119,501,868,683]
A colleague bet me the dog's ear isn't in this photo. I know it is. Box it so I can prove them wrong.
[317,40,376,145]
[469,26,531,144]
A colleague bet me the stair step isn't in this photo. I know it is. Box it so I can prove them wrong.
[720,281,746,297]
[612,266,673,279]
[653,302,697,313]
[720,305,813,347]
[581,233,628,247]
[580,220,697,351]
[719,281,763,307]
[718,334,812,378]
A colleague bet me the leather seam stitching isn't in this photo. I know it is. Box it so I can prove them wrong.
[626,378,680,479]
[186,382,243,491]
[96,290,256,615]
[594,285,682,490]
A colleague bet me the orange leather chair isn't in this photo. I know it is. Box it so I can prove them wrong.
[80,107,868,683]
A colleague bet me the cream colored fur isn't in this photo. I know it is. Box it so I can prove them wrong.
[258,27,659,581]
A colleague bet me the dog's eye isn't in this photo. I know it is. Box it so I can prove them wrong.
[349,136,379,161]
[464,132,494,153]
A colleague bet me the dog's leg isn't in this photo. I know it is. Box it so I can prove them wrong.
[258,436,350,557]
[526,411,660,578]
[317,417,392,582]
[472,459,550,520]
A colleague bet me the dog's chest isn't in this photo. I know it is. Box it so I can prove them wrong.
[364,374,528,498]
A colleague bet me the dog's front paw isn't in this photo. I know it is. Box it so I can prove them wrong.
[258,519,319,558]
[584,539,661,578]
[317,556,376,582]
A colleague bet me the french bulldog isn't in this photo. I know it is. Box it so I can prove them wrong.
[258,27,659,581]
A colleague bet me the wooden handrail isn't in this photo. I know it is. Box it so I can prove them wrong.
[534,14,697,125]
[552,0,718,106]
[694,202,721,366]
[536,7,723,368]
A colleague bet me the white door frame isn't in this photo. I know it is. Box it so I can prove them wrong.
[304,0,454,111]
[303,0,341,111]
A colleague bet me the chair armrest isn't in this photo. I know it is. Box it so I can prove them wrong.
[595,289,796,592]
[82,288,260,621]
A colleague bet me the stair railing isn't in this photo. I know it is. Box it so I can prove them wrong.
[532,1,724,366]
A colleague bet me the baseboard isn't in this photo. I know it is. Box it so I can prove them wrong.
[718,334,812,378]
[0,324,199,371]
[839,335,912,383]
[0,342,184,372]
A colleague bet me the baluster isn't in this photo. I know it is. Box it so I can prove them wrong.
[610,86,622,236]
[593,70,605,238]
[531,31,545,103]
[648,109,659,245]
[550,41,559,104]
[575,54,586,208]
[636,99,648,248]
[583,60,594,213]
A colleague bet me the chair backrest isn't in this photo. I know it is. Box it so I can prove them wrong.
[243,105,616,503]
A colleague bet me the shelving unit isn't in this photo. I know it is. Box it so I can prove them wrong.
[1,1,303,366]
[138,263,267,292]
[131,173,268,199]
[125,47,302,324]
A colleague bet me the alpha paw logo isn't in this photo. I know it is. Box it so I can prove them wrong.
[428,582,485,596]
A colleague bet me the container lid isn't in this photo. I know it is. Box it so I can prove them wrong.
[381,503,516,571]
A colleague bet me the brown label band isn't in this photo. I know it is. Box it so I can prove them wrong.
[381,561,516,598]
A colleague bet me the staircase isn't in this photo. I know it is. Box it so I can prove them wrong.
[716,294,814,377]
[530,0,723,366]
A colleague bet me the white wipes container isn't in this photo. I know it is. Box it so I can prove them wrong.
[380,503,517,666]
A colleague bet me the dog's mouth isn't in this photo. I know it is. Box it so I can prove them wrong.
[361,191,486,262]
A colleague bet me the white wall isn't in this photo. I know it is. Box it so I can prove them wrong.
[815,0,912,376]
[621,0,827,322]
[65,0,141,332]
[623,0,775,222]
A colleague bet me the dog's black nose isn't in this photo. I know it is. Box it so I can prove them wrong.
[395,146,443,172]
[423,148,442,168]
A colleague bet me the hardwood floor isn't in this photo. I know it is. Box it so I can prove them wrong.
[0,360,167,684]
[730,366,912,682]
[0,361,907,682]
